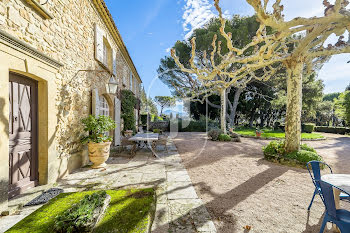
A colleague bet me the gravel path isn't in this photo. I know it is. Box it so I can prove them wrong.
[173,132,350,233]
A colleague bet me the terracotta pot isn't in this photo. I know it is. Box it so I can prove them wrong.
[88,142,111,169]
[256,132,262,137]
[124,130,133,137]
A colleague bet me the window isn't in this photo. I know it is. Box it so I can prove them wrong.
[102,37,112,70]
[95,24,114,72]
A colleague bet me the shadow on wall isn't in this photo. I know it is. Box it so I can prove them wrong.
[0,97,6,150]
[0,98,8,207]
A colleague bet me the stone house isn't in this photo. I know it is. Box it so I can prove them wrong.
[0,0,142,212]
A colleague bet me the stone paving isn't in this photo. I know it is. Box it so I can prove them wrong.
[0,139,216,233]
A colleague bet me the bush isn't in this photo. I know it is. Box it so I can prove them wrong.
[218,134,232,141]
[262,140,323,167]
[315,126,350,135]
[300,143,317,153]
[153,129,161,134]
[302,123,315,133]
[140,114,147,125]
[172,115,219,132]
[121,90,137,131]
[284,150,323,165]
[54,191,107,233]
[80,115,116,144]
[273,122,281,131]
[208,129,223,141]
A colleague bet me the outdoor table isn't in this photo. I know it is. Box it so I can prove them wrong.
[128,133,159,156]
[321,174,350,232]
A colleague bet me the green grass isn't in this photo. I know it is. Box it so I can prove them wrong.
[234,127,324,139]
[6,189,155,233]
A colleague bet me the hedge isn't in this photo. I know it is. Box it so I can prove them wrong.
[315,126,350,135]
[302,123,315,133]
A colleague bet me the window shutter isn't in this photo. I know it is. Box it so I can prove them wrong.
[95,24,105,63]
[112,49,117,76]
[92,88,100,116]
[114,97,121,146]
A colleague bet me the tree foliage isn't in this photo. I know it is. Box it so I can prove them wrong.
[140,87,158,115]
[335,91,350,126]
[121,90,137,131]
[154,96,176,115]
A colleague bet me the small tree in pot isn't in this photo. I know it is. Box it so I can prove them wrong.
[81,115,116,169]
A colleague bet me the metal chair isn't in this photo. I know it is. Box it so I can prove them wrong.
[319,180,350,233]
[156,135,168,153]
[306,161,349,211]
[121,137,137,155]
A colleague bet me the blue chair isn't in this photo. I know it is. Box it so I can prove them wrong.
[306,161,349,211]
[319,180,350,233]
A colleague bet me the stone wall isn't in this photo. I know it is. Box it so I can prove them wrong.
[149,121,170,132]
[0,0,140,190]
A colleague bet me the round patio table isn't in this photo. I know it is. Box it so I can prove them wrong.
[321,174,350,232]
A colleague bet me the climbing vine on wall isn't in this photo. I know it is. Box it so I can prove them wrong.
[121,89,136,132]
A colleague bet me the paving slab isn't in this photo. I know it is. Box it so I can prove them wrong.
[0,137,216,233]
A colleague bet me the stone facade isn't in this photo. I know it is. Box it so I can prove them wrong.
[0,0,141,212]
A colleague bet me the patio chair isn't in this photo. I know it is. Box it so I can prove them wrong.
[318,180,350,233]
[306,161,349,211]
[121,137,137,155]
[156,135,168,153]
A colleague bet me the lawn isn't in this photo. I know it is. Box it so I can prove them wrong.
[234,127,324,139]
[6,189,155,233]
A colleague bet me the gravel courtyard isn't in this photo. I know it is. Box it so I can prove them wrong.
[173,132,350,233]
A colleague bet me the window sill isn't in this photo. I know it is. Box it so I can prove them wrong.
[25,0,53,19]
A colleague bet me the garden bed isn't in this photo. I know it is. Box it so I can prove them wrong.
[6,189,156,233]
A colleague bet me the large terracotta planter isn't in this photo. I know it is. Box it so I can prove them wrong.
[88,142,111,169]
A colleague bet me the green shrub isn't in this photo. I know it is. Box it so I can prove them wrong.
[80,115,116,144]
[314,126,350,135]
[153,129,161,134]
[208,129,223,141]
[54,191,107,233]
[218,134,232,141]
[262,140,323,167]
[121,90,137,131]
[300,143,317,153]
[262,140,286,160]
[303,123,315,133]
[140,114,147,125]
[284,150,323,165]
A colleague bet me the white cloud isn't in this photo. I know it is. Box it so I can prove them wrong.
[182,0,217,39]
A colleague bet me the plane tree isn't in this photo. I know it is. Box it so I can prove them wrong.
[172,0,350,152]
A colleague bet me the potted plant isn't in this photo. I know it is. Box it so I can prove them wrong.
[256,127,263,137]
[81,115,116,169]
[124,130,133,137]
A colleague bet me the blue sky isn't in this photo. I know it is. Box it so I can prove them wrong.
[104,0,350,103]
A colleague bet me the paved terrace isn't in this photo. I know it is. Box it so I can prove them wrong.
[0,139,216,233]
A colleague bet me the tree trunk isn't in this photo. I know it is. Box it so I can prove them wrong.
[249,109,256,128]
[220,89,227,134]
[285,63,303,153]
[228,88,242,128]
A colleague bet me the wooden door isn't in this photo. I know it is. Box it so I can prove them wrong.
[8,73,38,198]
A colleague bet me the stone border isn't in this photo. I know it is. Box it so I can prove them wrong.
[239,134,327,141]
